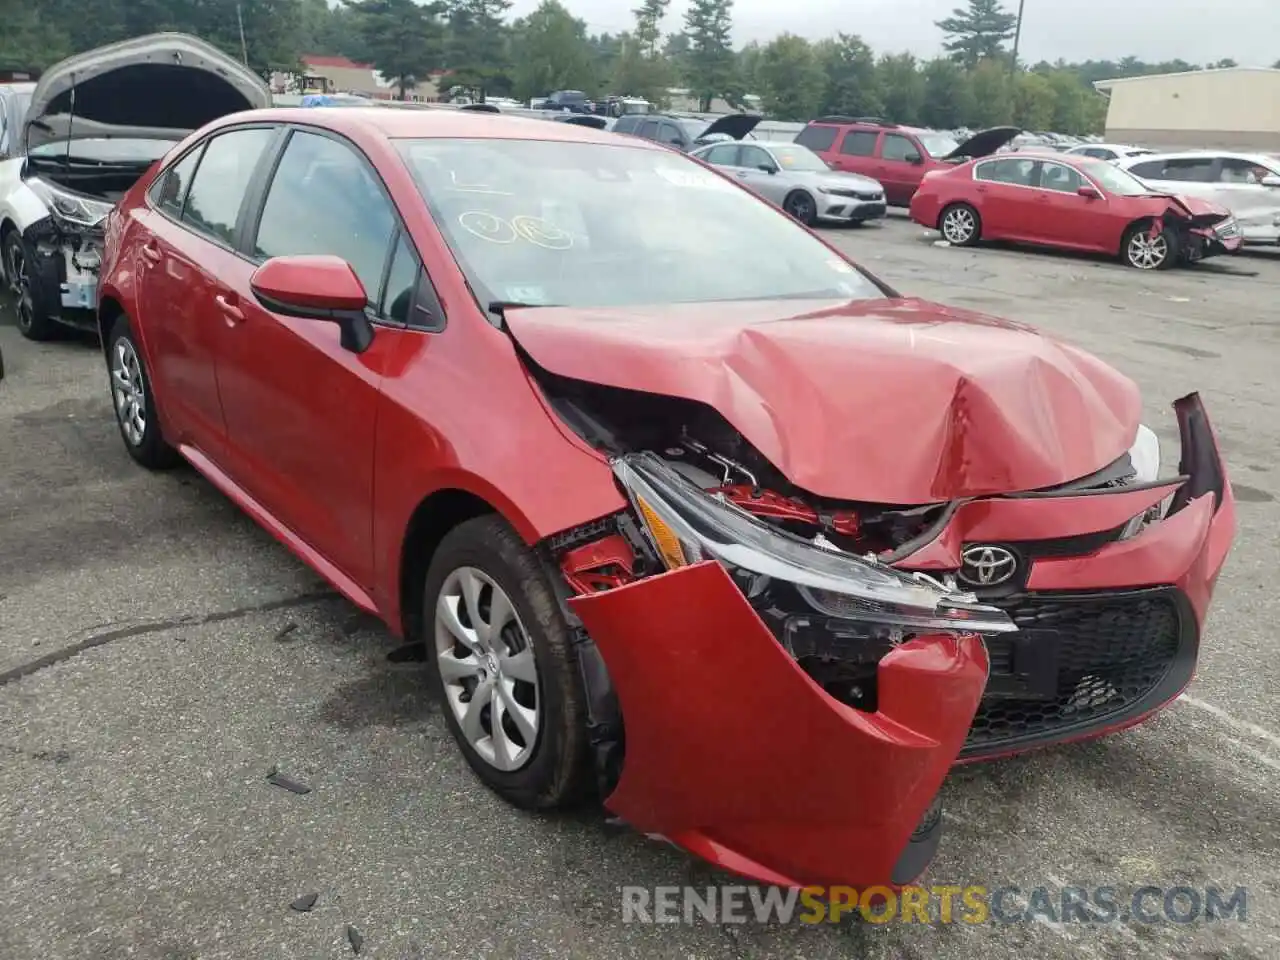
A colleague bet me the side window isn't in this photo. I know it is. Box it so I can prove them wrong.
[975,158,1037,186]
[838,131,878,157]
[703,144,740,166]
[1217,158,1271,184]
[1127,160,1162,178]
[149,144,205,217]
[1086,148,1113,160]
[738,145,773,170]
[881,134,918,161]
[795,125,838,152]
[380,233,420,326]
[181,128,275,245]
[1038,163,1085,193]
[637,119,659,139]
[613,116,639,134]
[658,121,685,145]
[1158,158,1215,182]
[251,130,397,302]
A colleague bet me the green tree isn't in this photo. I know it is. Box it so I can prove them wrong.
[1012,70,1055,130]
[920,57,973,129]
[346,0,446,99]
[0,3,67,70]
[736,41,764,94]
[877,52,925,124]
[814,33,882,117]
[444,0,513,100]
[510,0,597,102]
[756,34,823,121]
[936,0,1017,69]
[633,0,669,58]
[965,57,1011,127]
[681,0,735,111]
[612,33,674,103]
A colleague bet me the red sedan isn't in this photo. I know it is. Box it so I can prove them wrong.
[910,152,1243,269]
[96,108,1234,889]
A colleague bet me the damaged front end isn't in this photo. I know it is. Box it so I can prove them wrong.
[531,368,1232,887]
[1153,196,1244,263]
[21,173,113,325]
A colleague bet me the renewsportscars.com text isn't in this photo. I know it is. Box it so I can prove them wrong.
[620,884,1249,925]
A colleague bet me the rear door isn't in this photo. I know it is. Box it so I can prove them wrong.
[830,129,878,178]
[215,127,415,587]
[875,132,927,205]
[133,125,280,458]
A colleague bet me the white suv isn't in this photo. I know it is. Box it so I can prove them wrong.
[1118,151,1280,245]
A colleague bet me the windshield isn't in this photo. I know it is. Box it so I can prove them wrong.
[395,137,883,309]
[28,138,173,163]
[916,133,959,157]
[1080,159,1153,196]
[770,144,829,172]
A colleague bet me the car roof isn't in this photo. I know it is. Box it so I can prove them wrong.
[205,106,666,149]
[1119,149,1275,164]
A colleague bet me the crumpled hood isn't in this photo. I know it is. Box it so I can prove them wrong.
[25,32,271,151]
[508,298,1142,504]
[1158,194,1232,227]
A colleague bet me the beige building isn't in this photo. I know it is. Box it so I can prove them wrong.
[1094,67,1280,150]
[270,55,446,102]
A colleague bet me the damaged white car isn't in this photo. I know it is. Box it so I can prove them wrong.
[0,33,270,341]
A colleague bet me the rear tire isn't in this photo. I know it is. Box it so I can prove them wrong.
[106,314,181,470]
[4,231,61,342]
[938,203,981,246]
[424,515,593,810]
[1122,220,1178,270]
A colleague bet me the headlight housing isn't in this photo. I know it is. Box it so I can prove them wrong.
[26,177,113,229]
[613,452,1016,635]
[1119,423,1164,539]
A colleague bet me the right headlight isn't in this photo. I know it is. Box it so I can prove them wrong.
[27,176,113,228]
[613,452,1016,635]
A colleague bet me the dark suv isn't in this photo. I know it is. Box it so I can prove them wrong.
[613,113,761,152]
[794,117,1018,205]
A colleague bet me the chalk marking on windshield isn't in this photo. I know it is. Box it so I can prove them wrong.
[512,215,574,249]
[458,212,576,250]
[458,211,517,244]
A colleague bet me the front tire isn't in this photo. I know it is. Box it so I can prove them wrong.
[784,190,818,226]
[424,515,592,810]
[4,231,60,341]
[939,203,981,246]
[1122,220,1178,270]
[106,314,181,469]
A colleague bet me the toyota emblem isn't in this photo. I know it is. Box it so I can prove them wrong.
[958,545,1018,587]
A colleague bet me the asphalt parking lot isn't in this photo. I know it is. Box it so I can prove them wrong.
[2,215,1279,960]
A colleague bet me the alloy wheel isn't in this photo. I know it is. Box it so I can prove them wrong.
[787,194,815,223]
[6,241,35,332]
[111,338,147,447]
[1127,230,1168,269]
[434,566,541,771]
[942,207,976,244]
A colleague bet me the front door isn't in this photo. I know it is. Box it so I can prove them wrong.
[1034,161,1112,251]
[214,127,403,588]
[874,133,924,205]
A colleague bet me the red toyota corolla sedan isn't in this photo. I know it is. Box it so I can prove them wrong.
[910,151,1243,269]
[96,108,1235,889]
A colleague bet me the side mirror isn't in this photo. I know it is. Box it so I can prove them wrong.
[759,164,777,174]
[904,152,923,165]
[1077,184,1102,199]
[250,255,374,354]
[1262,174,1280,188]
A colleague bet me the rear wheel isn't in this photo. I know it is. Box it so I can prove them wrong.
[784,191,817,226]
[424,515,592,810]
[939,203,981,246]
[1122,220,1178,270]
[4,231,60,341]
[106,314,181,469]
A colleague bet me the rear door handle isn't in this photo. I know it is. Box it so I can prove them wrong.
[141,242,162,264]
[215,293,245,323]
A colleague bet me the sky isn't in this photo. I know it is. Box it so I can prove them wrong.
[507,0,1280,68]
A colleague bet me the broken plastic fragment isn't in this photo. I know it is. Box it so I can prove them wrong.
[266,765,311,795]
[347,925,364,954]
[274,623,298,642]
[290,893,319,912]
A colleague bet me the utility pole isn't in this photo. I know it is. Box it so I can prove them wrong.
[1010,0,1026,73]
[236,3,250,67]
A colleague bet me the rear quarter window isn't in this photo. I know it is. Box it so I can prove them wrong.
[795,125,839,152]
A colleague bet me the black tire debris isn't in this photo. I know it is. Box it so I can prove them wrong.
[347,925,364,954]
[274,622,298,642]
[266,765,312,795]
[290,893,319,912]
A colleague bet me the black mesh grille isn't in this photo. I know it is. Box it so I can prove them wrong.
[960,587,1193,759]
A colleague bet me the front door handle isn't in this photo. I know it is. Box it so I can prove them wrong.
[141,242,162,264]
[215,293,244,323]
